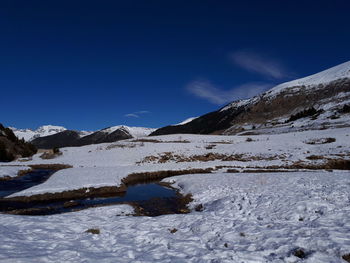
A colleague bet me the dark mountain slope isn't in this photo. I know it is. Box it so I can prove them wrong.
[0,124,37,162]
[151,62,350,136]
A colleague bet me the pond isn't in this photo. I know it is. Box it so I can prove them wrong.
[0,169,189,216]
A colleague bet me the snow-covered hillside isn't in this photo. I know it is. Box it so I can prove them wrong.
[11,125,67,141]
[222,61,350,112]
[268,60,350,96]
[173,117,198,126]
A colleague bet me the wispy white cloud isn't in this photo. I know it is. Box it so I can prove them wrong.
[187,80,271,105]
[124,111,150,118]
[230,51,291,79]
[124,113,139,118]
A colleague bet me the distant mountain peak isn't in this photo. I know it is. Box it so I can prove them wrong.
[11,125,67,141]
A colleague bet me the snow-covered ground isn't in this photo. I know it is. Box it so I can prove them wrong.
[0,166,29,179]
[4,127,350,197]
[0,125,350,262]
[0,171,349,262]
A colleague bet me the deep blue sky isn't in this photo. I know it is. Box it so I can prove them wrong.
[1,0,349,131]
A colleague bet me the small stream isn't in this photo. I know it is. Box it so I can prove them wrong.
[0,169,188,216]
[0,169,55,198]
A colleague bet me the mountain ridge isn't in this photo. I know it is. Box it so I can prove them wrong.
[30,125,156,149]
[151,61,350,136]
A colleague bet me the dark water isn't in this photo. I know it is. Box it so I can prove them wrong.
[0,170,184,216]
[0,169,55,198]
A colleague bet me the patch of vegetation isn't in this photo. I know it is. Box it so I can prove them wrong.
[305,137,336,145]
[293,248,306,259]
[29,164,73,170]
[40,148,63,159]
[105,143,138,150]
[205,144,216,150]
[0,141,15,161]
[261,159,350,170]
[0,123,37,162]
[246,137,254,142]
[342,253,350,263]
[339,104,350,114]
[131,138,190,143]
[53,147,60,154]
[195,204,204,211]
[286,107,323,123]
[306,155,324,160]
[85,228,100,234]
[138,152,278,164]
[122,168,213,186]
[169,228,177,233]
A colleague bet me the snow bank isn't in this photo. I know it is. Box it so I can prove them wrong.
[0,166,29,179]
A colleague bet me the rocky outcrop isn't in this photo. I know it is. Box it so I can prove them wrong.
[0,124,37,162]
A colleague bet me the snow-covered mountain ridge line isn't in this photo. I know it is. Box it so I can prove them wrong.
[30,125,155,149]
[151,61,350,136]
[10,125,67,141]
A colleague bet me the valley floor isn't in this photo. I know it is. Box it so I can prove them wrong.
[0,127,350,262]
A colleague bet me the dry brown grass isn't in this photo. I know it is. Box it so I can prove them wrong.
[210,141,234,144]
[29,164,73,170]
[85,228,100,234]
[304,137,336,145]
[2,184,127,203]
[260,159,350,170]
[306,155,325,160]
[105,143,137,150]
[131,139,190,143]
[40,151,62,159]
[342,253,350,263]
[138,152,279,164]
[122,168,213,186]
[169,228,178,233]
[205,144,216,150]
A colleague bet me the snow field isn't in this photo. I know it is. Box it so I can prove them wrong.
[0,171,349,262]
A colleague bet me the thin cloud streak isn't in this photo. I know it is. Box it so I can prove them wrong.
[230,51,290,79]
[124,113,139,118]
[124,110,150,118]
[187,80,271,105]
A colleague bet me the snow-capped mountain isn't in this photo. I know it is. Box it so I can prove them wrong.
[152,61,350,136]
[100,126,155,137]
[10,125,67,141]
[31,125,156,149]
